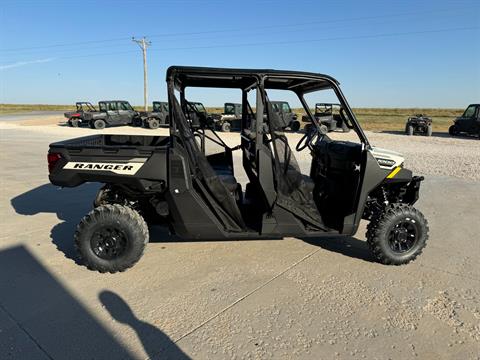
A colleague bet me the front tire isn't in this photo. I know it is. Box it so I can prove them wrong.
[74,204,149,273]
[366,204,428,265]
[132,117,143,127]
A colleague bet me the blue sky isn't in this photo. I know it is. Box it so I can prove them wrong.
[0,0,479,107]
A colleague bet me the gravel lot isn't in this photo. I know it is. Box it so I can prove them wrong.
[0,120,479,359]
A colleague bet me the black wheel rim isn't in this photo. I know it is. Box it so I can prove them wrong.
[388,219,418,253]
[90,226,128,260]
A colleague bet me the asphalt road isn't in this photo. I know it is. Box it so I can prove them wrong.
[0,125,479,359]
[0,111,64,122]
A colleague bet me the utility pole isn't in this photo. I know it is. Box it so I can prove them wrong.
[132,36,151,111]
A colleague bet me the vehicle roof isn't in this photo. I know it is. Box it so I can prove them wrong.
[316,102,341,106]
[99,100,130,103]
[166,66,339,93]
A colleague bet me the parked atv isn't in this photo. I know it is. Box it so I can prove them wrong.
[303,103,350,133]
[82,100,141,129]
[64,102,97,127]
[213,103,242,132]
[137,101,169,129]
[405,114,432,136]
[48,66,429,273]
[448,104,480,138]
[271,101,301,131]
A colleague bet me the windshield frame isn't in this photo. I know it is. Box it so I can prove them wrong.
[263,74,369,147]
[462,105,477,118]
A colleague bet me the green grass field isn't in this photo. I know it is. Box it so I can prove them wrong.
[0,104,462,132]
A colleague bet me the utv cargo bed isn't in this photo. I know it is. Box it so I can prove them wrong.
[49,135,169,188]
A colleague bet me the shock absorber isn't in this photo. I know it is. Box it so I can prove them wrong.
[380,186,389,206]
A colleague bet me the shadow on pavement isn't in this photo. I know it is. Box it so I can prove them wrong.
[301,235,374,263]
[11,183,100,264]
[0,245,133,359]
[100,291,190,360]
[379,129,479,141]
[11,183,373,265]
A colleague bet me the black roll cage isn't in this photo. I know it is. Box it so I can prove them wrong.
[166,66,370,148]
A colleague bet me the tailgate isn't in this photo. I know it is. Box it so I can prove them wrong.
[48,135,169,188]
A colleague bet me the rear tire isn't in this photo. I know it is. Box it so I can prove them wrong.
[290,120,301,132]
[148,118,160,129]
[93,119,106,129]
[407,125,414,136]
[319,124,328,134]
[74,204,149,273]
[221,122,231,132]
[426,124,432,137]
[366,204,428,265]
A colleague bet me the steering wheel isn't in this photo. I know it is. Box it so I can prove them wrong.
[296,124,321,152]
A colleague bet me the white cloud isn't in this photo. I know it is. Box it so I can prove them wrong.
[0,58,55,70]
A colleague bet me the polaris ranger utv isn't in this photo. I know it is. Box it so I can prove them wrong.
[448,104,480,138]
[213,103,242,132]
[137,101,170,129]
[48,66,428,273]
[271,101,301,131]
[83,100,141,129]
[405,114,432,136]
[302,103,350,133]
[64,102,97,127]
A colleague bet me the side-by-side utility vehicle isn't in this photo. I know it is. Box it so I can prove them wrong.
[48,66,429,273]
[448,104,480,138]
[270,101,301,132]
[83,100,141,129]
[137,101,170,129]
[212,103,242,132]
[64,102,97,127]
[303,103,350,133]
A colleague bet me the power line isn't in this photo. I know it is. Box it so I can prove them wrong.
[59,26,480,60]
[148,26,480,52]
[1,5,476,52]
[1,26,477,65]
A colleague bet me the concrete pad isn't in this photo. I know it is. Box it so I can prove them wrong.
[0,125,479,359]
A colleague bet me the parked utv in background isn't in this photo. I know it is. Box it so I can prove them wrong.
[303,103,350,133]
[448,104,480,138]
[64,102,97,127]
[405,114,432,136]
[271,101,301,131]
[48,66,429,274]
[82,100,141,129]
[137,101,169,129]
[213,103,242,132]
[185,101,212,128]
